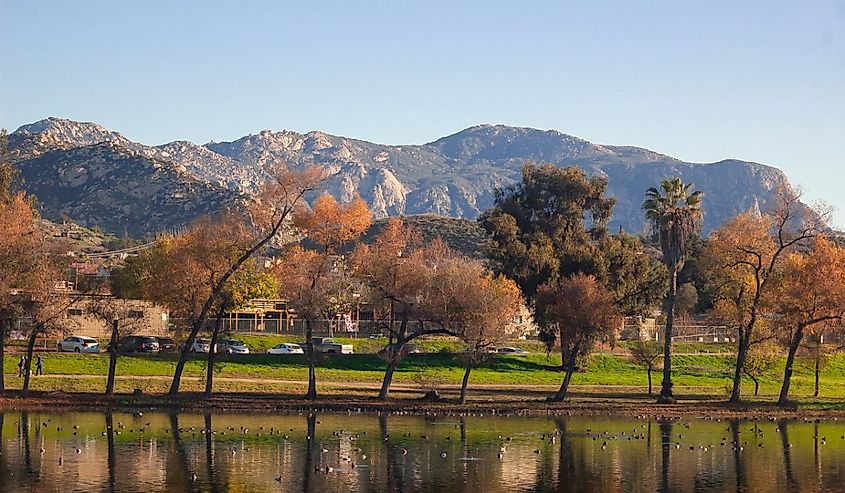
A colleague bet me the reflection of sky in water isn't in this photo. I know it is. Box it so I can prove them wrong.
[1,411,844,492]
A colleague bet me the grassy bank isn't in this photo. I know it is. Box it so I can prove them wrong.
[3,346,844,409]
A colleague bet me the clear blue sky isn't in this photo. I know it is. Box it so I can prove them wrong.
[2,1,844,226]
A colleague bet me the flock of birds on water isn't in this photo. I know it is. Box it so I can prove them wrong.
[2,409,843,486]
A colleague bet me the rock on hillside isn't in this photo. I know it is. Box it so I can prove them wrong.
[15,141,234,237]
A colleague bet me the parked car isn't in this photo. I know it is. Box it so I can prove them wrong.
[57,336,100,353]
[188,338,215,354]
[267,343,304,355]
[219,339,250,355]
[378,343,422,357]
[117,335,160,354]
[300,337,354,354]
[155,337,177,353]
[497,346,528,354]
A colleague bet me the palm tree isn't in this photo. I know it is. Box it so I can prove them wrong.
[642,177,703,403]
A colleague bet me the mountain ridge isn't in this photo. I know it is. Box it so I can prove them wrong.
[8,117,800,237]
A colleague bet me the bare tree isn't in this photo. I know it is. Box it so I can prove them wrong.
[275,247,367,398]
[800,335,834,399]
[453,271,522,404]
[628,340,662,395]
[351,227,468,400]
[19,273,84,396]
[742,345,779,397]
[88,296,151,396]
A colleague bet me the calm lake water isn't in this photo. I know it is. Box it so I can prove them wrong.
[0,409,843,492]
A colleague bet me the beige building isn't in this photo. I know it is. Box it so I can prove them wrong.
[59,295,170,339]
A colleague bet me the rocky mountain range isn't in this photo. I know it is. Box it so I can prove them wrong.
[7,117,801,238]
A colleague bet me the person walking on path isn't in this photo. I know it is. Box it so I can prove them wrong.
[35,355,43,376]
[17,356,25,377]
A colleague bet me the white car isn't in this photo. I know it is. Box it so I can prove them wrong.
[57,336,100,353]
[189,338,216,354]
[267,343,304,355]
[219,339,250,355]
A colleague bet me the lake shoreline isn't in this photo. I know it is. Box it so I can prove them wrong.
[2,391,844,420]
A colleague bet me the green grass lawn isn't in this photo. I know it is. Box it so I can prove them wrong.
[4,342,844,407]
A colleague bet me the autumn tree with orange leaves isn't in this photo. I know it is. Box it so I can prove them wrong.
[276,194,372,399]
[704,190,827,403]
[87,296,151,396]
[450,269,522,403]
[0,129,59,394]
[775,237,845,405]
[0,194,41,393]
[125,165,326,396]
[349,221,438,399]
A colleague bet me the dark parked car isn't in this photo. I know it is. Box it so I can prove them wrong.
[117,335,160,354]
[155,337,176,353]
[497,346,528,354]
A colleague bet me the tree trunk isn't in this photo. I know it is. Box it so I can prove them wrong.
[658,267,677,404]
[778,327,804,406]
[21,328,39,396]
[813,355,820,398]
[647,366,652,395]
[752,375,759,397]
[204,308,225,398]
[551,342,579,402]
[0,319,5,393]
[729,328,750,403]
[106,320,119,396]
[459,364,472,404]
[378,360,398,400]
[169,321,204,396]
[378,315,408,400]
[305,318,316,399]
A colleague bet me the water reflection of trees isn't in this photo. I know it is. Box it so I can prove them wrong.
[106,412,116,493]
[204,412,229,493]
[660,420,672,493]
[21,411,36,478]
[2,412,845,492]
[778,418,799,492]
[167,413,199,493]
[379,413,404,493]
[729,420,749,493]
[302,412,317,492]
